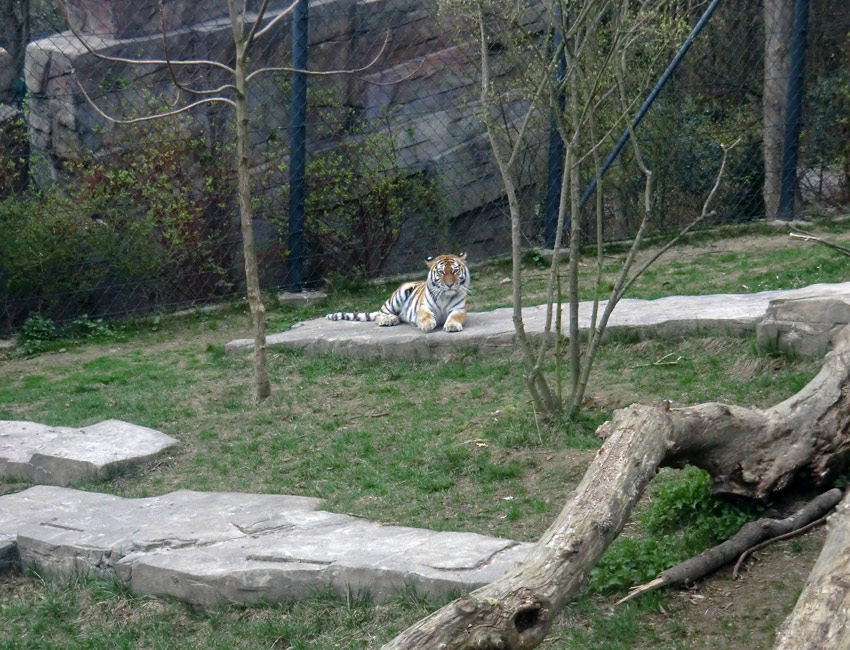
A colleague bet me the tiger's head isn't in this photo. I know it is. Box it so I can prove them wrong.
[426,253,469,296]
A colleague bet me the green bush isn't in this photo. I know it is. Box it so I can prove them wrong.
[18,314,58,354]
[0,112,235,328]
[266,91,444,282]
[805,67,850,201]
[0,109,28,199]
[640,465,757,539]
[302,131,439,279]
[588,466,760,594]
[14,312,123,356]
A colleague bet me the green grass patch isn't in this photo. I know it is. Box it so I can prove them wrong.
[0,222,843,648]
[590,466,761,595]
[0,574,447,650]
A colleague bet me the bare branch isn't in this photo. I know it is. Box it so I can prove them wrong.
[357,58,426,87]
[789,230,850,257]
[71,68,234,124]
[157,0,237,97]
[227,0,244,53]
[617,137,741,298]
[506,74,547,171]
[732,512,831,580]
[244,0,273,49]
[55,1,236,75]
[618,488,841,606]
[478,4,554,414]
[245,29,391,82]
[250,0,300,43]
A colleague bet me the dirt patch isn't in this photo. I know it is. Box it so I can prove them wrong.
[640,529,824,649]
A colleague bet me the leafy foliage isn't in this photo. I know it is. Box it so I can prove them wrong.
[17,314,58,354]
[302,133,439,280]
[0,108,28,199]
[804,67,850,202]
[589,466,760,594]
[16,313,123,355]
[0,111,235,328]
[266,91,444,282]
[640,466,758,538]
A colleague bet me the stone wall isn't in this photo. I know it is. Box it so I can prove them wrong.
[0,47,15,102]
[24,0,548,274]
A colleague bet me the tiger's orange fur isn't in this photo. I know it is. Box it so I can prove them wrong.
[326,253,470,333]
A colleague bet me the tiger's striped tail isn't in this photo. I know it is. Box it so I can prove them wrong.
[326,311,379,322]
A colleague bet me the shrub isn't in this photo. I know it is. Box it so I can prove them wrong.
[0,108,28,199]
[266,90,445,282]
[302,131,439,280]
[18,314,58,354]
[0,111,236,328]
[804,67,850,203]
[588,466,760,594]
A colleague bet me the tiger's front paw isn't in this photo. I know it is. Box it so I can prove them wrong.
[443,320,463,332]
[418,315,437,332]
[376,313,400,327]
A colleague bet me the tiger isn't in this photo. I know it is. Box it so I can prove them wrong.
[326,253,470,333]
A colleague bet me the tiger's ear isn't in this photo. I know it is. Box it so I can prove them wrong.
[425,256,436,268]
[458,252,467,262]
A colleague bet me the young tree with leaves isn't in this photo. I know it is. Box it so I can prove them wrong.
[59,0,386,402]
[442,0,735,419]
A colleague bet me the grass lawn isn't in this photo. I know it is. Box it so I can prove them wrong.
[1,219,848,649]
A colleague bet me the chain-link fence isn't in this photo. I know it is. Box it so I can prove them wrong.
[0,0,848,332]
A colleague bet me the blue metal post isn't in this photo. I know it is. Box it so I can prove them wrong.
[543,0,723,240]
[543,4,566,249]
[288,0,308,291]
[575,0,723,212]
[777,0,809,221]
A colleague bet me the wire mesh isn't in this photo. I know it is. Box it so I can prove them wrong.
[0,0,848,332]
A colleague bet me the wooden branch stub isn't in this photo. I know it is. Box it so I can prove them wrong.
[774,490,850,649]
[618,488,842,605]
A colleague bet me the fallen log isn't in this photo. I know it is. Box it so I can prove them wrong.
[381,405,673,649]
[773,490,850,649]
[617,488,842,605]
[380,324,850,650]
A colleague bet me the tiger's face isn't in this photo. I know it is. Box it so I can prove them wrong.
[426,253,469,295]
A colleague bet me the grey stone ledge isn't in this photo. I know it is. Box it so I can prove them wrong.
[226,282,850,360]
[757,293,850,358]
[0,419,177,486]
[0,486,532,607]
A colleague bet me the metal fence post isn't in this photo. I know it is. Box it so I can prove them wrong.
[575,0,723,215]
[287,0,308,291]
[777,0,809,221]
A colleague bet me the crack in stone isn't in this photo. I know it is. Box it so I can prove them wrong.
[426,541,523,572]
[230,521,296,537]
[42,522,86,532]
[244,553,333,565]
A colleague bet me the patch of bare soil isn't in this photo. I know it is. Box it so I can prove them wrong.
[645,225,850,260]
[638,528,825,649]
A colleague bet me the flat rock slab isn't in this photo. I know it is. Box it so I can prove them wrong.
[225,282,850,360]
[757,293,850,358]
[0,419,177,486]
[1,486,532,607]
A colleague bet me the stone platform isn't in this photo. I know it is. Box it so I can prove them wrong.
[6,282,850,609]
[225,282,850,360]
[0,486,532,606]
[0,419,177,486]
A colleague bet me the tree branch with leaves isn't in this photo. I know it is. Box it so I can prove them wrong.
[58,0,388,402]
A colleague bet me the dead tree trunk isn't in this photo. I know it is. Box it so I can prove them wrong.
[382,406,672,650]
[773,490,850,649]
[381,323,850,650]
[763,0,794,219]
